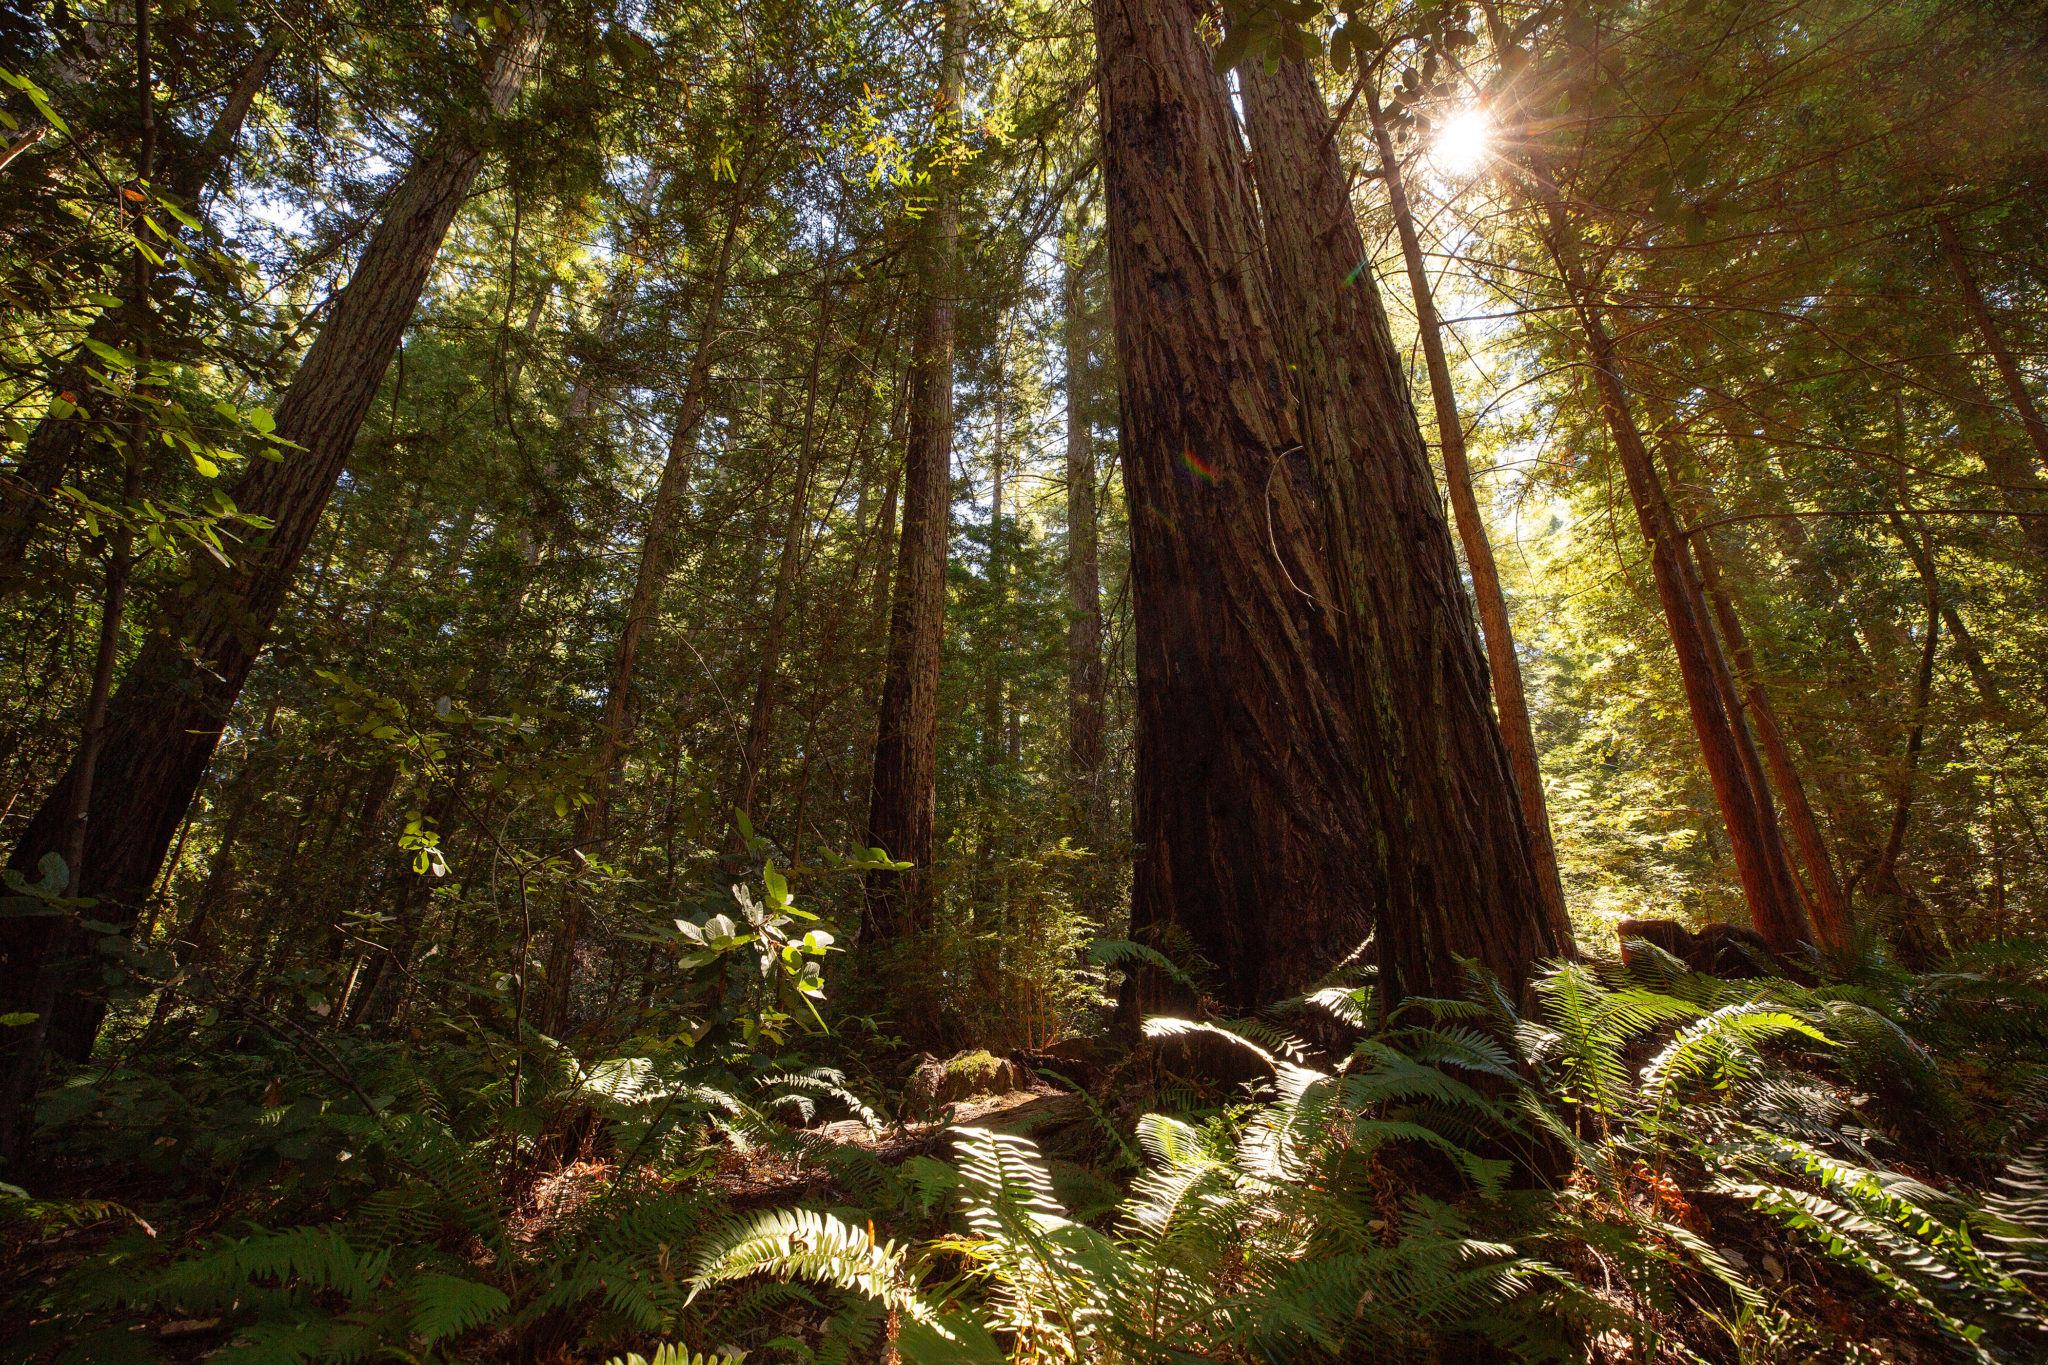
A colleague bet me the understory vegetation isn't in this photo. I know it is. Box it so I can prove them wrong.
[3,0,2047,1360]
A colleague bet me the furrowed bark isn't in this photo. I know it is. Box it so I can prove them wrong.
[1094,0,1387,1015]
[1241,57,1566,1003]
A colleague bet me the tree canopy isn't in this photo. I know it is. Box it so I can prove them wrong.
[2,0,2047,1360]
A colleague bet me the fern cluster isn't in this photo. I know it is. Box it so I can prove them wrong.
[690,941,2048,1363]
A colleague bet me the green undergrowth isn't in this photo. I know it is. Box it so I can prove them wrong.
[5,936,2048,1362]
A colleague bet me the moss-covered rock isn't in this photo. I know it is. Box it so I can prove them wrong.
[909,1049,1032,1104]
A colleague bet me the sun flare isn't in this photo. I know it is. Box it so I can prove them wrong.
[1433,107,1493,175]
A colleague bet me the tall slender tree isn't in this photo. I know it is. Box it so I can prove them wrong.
[1362,79,1570,948]
[1062,197,1105,806]
[543,179,749,1034]
[865,1,962,941]
[1543,219,1814,951]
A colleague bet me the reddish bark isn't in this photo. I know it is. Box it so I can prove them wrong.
[1362,82,1571,950]
[1242,58,1567,1001]
[1094,0,1391,1014]
[1552,262,1813,952]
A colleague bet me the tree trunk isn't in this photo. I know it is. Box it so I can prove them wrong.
[1666,504,1817,937]
[1870,568,1942,958]
[0,9,546,1064]
[983,341,1007,780]
[1093,0,1393,1016]
[1904,537,2000,712]
[1363,85,1570,949]
[1544,215,1812,951]
[1239,58,1566,1003]
[1685,524,1855,949]
[1939,216,2048,480]
[864,2,961,941]
[737,280,835,822]
[0,7,160,1152]
[541,182,743,1035]
[1063,214,1105,798]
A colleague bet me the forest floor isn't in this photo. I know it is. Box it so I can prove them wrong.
[518,1083,1082,1244]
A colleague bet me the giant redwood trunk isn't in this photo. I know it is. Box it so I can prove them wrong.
[0,10,546,1064]
[1094,0,1387,1014]
[1240,59,1567,1001]
[864,4,961,941]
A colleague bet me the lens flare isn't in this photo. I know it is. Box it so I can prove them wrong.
[1433,107,1492,175]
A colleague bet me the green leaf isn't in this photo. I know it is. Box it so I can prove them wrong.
[83,339,137,370]
[1212,25,1253,74]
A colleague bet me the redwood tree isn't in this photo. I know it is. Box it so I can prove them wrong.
[1241,56,1569,999]
[1362,80,1571,948]
[1094,0,1386,1014]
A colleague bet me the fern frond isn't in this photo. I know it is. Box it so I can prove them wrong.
[1300,985,1375,1028]
[953,1126,1068,1228]
[691,1206,939,1327]
[1640,1004,1831,1112]
[1088,938,1197,991]
[1142,1016,1276,1068]
[606,1345,742,1365]
[408,1270,511,1346]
